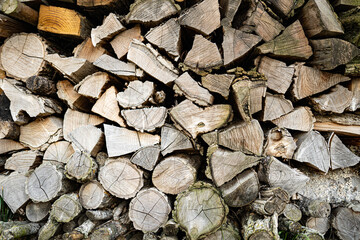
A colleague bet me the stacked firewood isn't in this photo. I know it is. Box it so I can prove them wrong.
[0,0,360,239]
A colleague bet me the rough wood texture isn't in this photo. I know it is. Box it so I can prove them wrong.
[0,173,28,213]
[79,180,114,210]
[99,157,143,199]
[0,120,19,139]
[251,187,289,216]
[272,107,314,132]
[348,78,360,111]
[0,222,41,239]
[26,75,56,96]
[220,0,242,26]
[306,217,330,235]
[0,0,38,26]
[89,220,127,240]
[265,0,295,17]
[26,202,51,223]
[5,150,41,173]
[179,0,220,35]
[311,85,352,113]
[314,121,360,136]
[201,74,235,99]
[117,80,154,108]
[121,107,167,132]
[339,7,360,47]
[57,80,92,112]
[0,14,28,38]
[68,125,103,156]
[51,193,82,223]
[283,204,302,222]
[74,72,111,99]
[73,38,106,63]
[299,198,331,218]
[241,212,279,240]
[332,207,360,240]
[170,99,232,138]
[264,127,296,159]
[160,124,193,156]
[130,145,161,171]
[91,13,125,47]
[0,139,26,155]
[129,188,171,232]
[204,224,241,240]
[65,150,98,182]
[86,209,113,221]
[263,93,294,121]
[328,133,360,169]
[110,25,143,59]
[257,20,313,61]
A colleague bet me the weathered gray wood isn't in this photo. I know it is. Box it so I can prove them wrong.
[263,93,294,121]
[91,13,125,47]
[121,107,167,132]
[241,213,279,240]
[201,74,235,99]
[0,222,41,239]
[86,209,113,221]
[220,0,242,26]
[130,145,161,171]
[272,107,315,132]
[264,127,296,159]
[63,219,96,240]
[5,150,42,173]
[332,207,360,240]
[348,78,360,111]
[26,202,51,222]
[251,187,289,216]
[68,125,104,157]
[265,0,295,17]
[51,193,82,223]
[299,198,331,218]
[43,141,74,165]
[89,220,127,240]
[65,150,98,182]
[0,173,29,213]
[311,85,352,113]
[117,80,154,108]
[283,203,302,222]
[160,124,193,156]
[329,133,360,169]
[38,217,60,240]
[306,217,330,235]
[204,223,241,240]
[79,180,115,210]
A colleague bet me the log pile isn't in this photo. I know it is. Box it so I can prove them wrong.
[0,0,360,239]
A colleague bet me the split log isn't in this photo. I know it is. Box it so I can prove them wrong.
[170,99,232,139]
[38,5,91,38]
[0,222,41,239]
[328,133,360,169]
[272,107,315,132]
[218,119,264,156]
[332,207,360,240]
[127,39,178,85]
[19,116,63,151]
[257,20,313,60]
[306,217,330,235]
[174,72,214,106]
[179,0,220,35]
[293,131,330,173]
[339,7,360,47]
[264,0,295,17]
[126,0,179,25]
[256,56,295,94]
[26,201,51,222]
[299,0,344,38]
[0,14,28,38]
[57,80,93,112]
[104,124,160,157]
[283,203,302,222]
[26,75,56,96]
[1,33,46,80]
[0,120,19,139]
[0,173,29,213]
[241,213,279,240]
[50,193,82,223]
[65,150,98,182]
[299,198,331,218]
[173,182,228,240]
[219,169,259,207]
[99,157,143,199]
[258,156,310,196]
[129,188,171,232]
[110,25,143,59]
[68,121,104,154]
[92,86,126,127]
[145,18,181,60]
[130,145,161,171]
[74,72,112,99]
[38,217,60,240]
[160,124,193,156]
[86,209,113,221]
[121,107,167,132]
[116,80,154,108]
[152,154,200,195]
[311,85,352,113]
[263,93,294,121]
[0,139,26,155]
[73,38,107,63]
[5,150,42,173]
[0,0,38,26]
[219,0,242,26]
[264,127,296,159]
[43,141,74,165]
[79,180,115,210]
[89,220,127,240]
[63,219,96,240]
[348,78,360,111]
[292,63,351,100]
[91,13,125,47]
[201,74,235,99]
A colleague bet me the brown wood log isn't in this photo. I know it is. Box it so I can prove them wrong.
[5,150,41,173]
[79,180,115,210]
[50,193,82,223]
[201,74,235,99]
[299,198,331,218]
[263,93,293,121]
[272,106,315,132]
[0,120,19,139]
[65,150,98,182]
[348,78,360,111]
[74,72,112,99]
[121,107,167,132]
[332,207,360,240]
[160,124,193,156]
[130,145,161,171]
[26,75,56,96]
[311,85,352,113]
[306,217,330,235]
[73,38,107,63]
[0,139,27,155]
[57,80,93,112]
[0,0,38,26]
[0,14,29,38]
[110,25,143,60]
[264,127,296,159]
[26,201,51,222]
[91,13,125,47]
[264,0,295,17]
[0,173,29,213]
[328,133,360,169]
[220,0,242,26]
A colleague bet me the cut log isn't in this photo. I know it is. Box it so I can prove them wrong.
[57,80,92,112]
[110,25,143,60]
[104,124,160,157]
[98,157,143,199]
[117,80,154,108]
[251,187,289,216]
[339,7,360,47]
[311,85,352,113]
[45,53,97,84]
[0,0,38,26]
[283,203,302,222]
[38,5,91,38]
[129,187,171,232]
[145,18,181,60]
[79,180,115,210]
[0,139,26,155]
[299,198,331,218]
[306,217,330,235]
[0,222,41,239]
[258,156,310,196]
[264,0,295,17]
[121,107,167,132]
[152,154,200,195]
[1,33,46,80]
[92,86,126,127]
[183,34,223,72]
[160,124,193,156]
[63,219,96,240]
[26,75,56,96]
[127,39,178,85]
[173,182,228,240]
[257,20,313,60]
[332,207,360,240]
[26,202,51,222]
[218,119,264,156]
[170,99,232,139]
[0,120,19,139]
[65,150,98,182]
[130,145,161,171]
[204,223,241,240]
[0,173,29,213]
[74,72,112,99]
[0,14,28,38]
[68,125,103,156]
[209,147,261,186]
[256,56,295,94]
[219,169,259,207]
[5,150,42,173]
[348,78,360,111]
[272,107,314,132]
[219,0,242,26]
[51,193,82,223]
[299,0,344,38]
[38,217,60,240]
[19,116,63,151]
[43,141,74,165]
[126,0,179,25]
[241,212,279,240]
[86,209,113,221]
[292,63,351,100]
[263,93,294,121]
[174,72,214,106]
[201,74,235,99]
[264,127,296,159]
[89,220,127,240]
[328,133,360,169]
[73,38,106,63]
[91,13,125,47]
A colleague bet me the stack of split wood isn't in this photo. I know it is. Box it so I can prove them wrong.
[1,0,360,239]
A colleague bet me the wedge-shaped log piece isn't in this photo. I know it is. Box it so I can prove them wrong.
[91,13,125,47]
[74,72,111,99]
[161,124,193,156]
[5,150,41,173]
[309,38,360,70]
[311,85,352,113]
[263,93,294,121]
[0,120,19,140]
[184,35,223,72]
[145,18,181,59]
[111,25,143,59]
[299,0,344,38]
[0,14,30,36]
[57,80,92,112]
[73,38,106,63]
[218,119,264,156]
[26,202,51,223]
[256,56,295,94]
[38,5,90,38]
[209,147,261,186]
[222,27,262,66]
[174,72,214,106]
[43,141,74,165]
[127,40,178,85]
[130,145,161,171]
[179,0,220,35]
[257,20,313,60]
[68,125,104,157]
[0,173,29,213]
[65,150,98,182]
[129,188,171,232]
[174,182,228,240]
[93,54,144,80]
[201,74,235,99]
[104,124,160,157]
[264,127,296,159]
[265,0,295,17]
[92,86,126,127]
[121,107,167,132]
[117,80,154,108]
[332,207,360,240]
[79,180,115,210]
[26,75,56,96]
[272,107,314,132]
[348,78,360,111]
[220,0,242,26]
[292,63,351,100]
[0,139,26,155]
[99,157,143,199]
[45,54,97,84]
[328,133,360,169]
[50,193,82,223]
[170,100,232,138]
[152,154,200,195]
